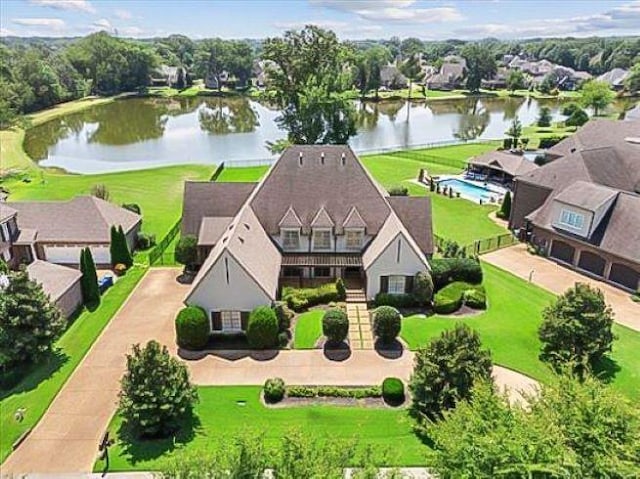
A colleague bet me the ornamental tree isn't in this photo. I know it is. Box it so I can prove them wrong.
[322,308,349,344]
[412,271,434,306]
[80,247,100,306]
[174,235,198,270]
[498,191,511,220]
[119,340,198,438]
[0,270,66,369]
[580,80,614,116]
[410,323,492,424]
[538,282,615,376]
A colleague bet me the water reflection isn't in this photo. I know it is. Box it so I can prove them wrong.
[24,95,630,173]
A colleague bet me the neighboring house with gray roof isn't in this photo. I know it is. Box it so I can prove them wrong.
[26,260,82,318]
[182,145,434,333]
[1,196,141,267]
[380,65,408,89]
[510,119,640,291]
[468,150,539,185]
[150,65,189,88]
[597,68,629,90]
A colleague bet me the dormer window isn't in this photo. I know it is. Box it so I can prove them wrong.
[559,209,584,230]
[312,229,331,250]
[282,229,300,250]
[345,229,364,249]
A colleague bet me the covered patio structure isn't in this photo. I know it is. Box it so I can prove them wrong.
[467,150,539,187]
[279,253,364,289]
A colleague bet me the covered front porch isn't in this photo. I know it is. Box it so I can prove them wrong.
[279,253,365,289]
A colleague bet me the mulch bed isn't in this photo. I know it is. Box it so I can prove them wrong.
[450,305,485,317]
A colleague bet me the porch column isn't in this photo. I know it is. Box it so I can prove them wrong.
[603,261,613,280]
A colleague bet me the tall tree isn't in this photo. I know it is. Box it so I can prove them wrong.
[119,340,198,438]
[400,55,422,101]
[409,324,492,427]
[80,247,100,306]
[580,80,615,116]
[461,43,497,93]
[505,69,526,92]
[0,270,65,370]
[262,25,356,145]
[539,282,615,377]
[506,116,522,148]
[624,62,640,94]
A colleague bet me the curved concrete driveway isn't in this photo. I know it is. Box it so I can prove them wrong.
[483,244,640,332]
[1,267,538,475]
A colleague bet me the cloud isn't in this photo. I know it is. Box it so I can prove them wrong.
[114,9,133,20]
[0,27,17,36]
[91,18,113,31]
[273,20,383,37]
[119,26,145,36]
[455,0,640,38]
[28,0,96,14]
[310,0,463,23]
[12,17,66,30]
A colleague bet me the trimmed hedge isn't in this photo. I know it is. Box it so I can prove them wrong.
[246,306,279,349]
[273,301,294,332]
[382,377,405,405]
[287,385,382,399]
[374,292,416,308]
[263,377,285,403]
[175,306,209,350]
[372,306,402,343]
[539,136,566,149]
[434,282,487,314]
[322,309,349,344]
[430,258,483,291]
[282,283,339,312]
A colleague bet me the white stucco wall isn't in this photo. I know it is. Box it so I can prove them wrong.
[364,233,428,299]
[186,251,272,315]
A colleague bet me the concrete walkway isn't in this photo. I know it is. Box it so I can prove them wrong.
[2,267,539,475]
[1,268,188,476]
[483,244,640,332]
[346,303,374,349]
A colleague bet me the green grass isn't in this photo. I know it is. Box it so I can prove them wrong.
[216,165,269,182]
[2,165,213,240]
[401,263,640,400]
[360,154,506,245]
[293,310,324,349]
[95,386,428,471]
[0,266,147,463]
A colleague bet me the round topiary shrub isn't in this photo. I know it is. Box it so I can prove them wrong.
[412,271,434,306]
[175,306,209,350]
[382,377,405,405]
[322,308,349,344]
[263,377,285,403]
[373,306,402,344]
[246,306,279,349]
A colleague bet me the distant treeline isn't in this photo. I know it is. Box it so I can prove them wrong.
[1,31,639,127]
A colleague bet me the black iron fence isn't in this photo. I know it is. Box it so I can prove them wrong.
[148,217,182,266]
[434,232,519,258]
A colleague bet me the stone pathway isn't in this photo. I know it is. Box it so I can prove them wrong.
[346,303,374,349]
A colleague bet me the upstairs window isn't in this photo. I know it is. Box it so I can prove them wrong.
[345,229,363,249]
[559,209,585,230]
[313,229,331,250]
[282,229,300,249]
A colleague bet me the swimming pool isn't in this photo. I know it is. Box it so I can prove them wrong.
[437,178,502,203]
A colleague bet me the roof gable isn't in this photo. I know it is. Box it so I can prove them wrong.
[278,206,303,228]
[310,206,335,228]
[342,207,367,229]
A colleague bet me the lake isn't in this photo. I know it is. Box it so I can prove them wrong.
[23,95,615,173]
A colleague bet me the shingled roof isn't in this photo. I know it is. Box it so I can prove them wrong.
[470,150,539,177]
[250,145,392,236]
[27,260,82,302]
[0,203,17,223]
[181,181,256,237]
[9,196,140,243]
[387,196,434,255]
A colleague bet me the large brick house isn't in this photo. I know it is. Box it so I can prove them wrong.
[510,119,640,292]
[182,145,434,333]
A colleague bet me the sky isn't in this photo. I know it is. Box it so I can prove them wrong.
[1,0,639,40]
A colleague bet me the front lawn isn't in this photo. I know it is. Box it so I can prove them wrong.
[293,310,324,349]
[95,386,428,471]
[0,266,147,463]
[2,165,213,240]
[401,263,640,400]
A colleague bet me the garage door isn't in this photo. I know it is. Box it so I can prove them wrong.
[549,240,575,264]
[609,263,640,291]
[578,251,606,277]
[44,245,110,265]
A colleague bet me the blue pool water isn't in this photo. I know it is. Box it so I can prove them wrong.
[437,178,500,202]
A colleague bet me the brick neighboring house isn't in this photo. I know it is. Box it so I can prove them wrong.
[182,145,434,334]
[510,119,640,292]
[0,196,141,317]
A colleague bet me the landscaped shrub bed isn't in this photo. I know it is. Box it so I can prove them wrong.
[374,292,416,308]
[382,377,405,405]
[246,306,279,349]
[372,306,402,344]
[286,385,382,399]
[282,283,339,312]
[322,309,349,344]
[431,258,483,291]
[434,282,487,314]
